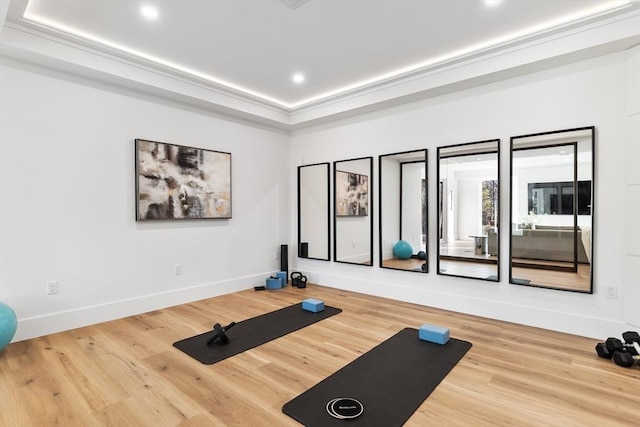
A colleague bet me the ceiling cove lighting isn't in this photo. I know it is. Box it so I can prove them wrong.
[21,0,633,110]
[21,8,286,106]
[288,0,632,108]
[140,4,159,21]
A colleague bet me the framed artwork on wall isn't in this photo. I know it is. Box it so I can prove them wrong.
[335,170,368,216]
[135,139,231,220]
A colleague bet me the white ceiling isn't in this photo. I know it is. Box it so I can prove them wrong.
[1,0,639,128]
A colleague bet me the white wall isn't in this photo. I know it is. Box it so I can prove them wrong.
[299,164,329,259]
[400,163,424,252]
[456,179,482,239]
[0,61,290,341]
[380,157,400,259]
[292,49,636,339]
[624,45,640,329]
[452,166,498,239]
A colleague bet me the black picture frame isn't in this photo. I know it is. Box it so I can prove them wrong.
[135,139,232,221]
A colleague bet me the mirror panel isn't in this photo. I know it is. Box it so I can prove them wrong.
[298,163,330,261]
[437,140,500,281]
[510,127,594,293]
[334,157,373,266]
[379,150,428,273]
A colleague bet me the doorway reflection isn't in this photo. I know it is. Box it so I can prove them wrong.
[509,127,594,293]
[437,140,500,281]
[379,150,428,273]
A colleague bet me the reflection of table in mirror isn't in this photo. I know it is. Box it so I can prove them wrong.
[469,235,488,255]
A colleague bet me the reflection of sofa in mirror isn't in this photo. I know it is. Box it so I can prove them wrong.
[488,226,589,263]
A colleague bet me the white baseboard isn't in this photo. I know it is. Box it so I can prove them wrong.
[13,273,265,342]
[14,269,630,342]
[301,269,629,340]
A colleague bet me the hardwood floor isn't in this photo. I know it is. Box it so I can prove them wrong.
[1,284,638,426]
[381,257,425,271]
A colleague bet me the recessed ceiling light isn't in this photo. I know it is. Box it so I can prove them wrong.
[140,5,159,21]
[292,73,305,84]
[484,0,503,7]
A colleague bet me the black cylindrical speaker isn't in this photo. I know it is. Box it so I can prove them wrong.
[300,242,309,258]
[280,244,288,273]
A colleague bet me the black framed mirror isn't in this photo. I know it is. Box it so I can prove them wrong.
[509,127,594,293]
[437,139,500,281]
[379,149,428,273]
[334,157,373,266]
[298,162,330,261]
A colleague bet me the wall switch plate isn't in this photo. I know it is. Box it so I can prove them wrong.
[47,280,58,295]
[174,264,182,275]
[605,285,618,299]
[273,251,279,260]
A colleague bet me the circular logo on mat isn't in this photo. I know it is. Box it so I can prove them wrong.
[326,397,364,419]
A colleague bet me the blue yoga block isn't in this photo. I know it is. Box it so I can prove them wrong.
[419,324,450,345]
[266,277,282,290]
[276,271,287,287]
[302,298,324,313]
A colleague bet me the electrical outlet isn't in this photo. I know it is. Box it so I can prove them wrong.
[174,264,182,275]
[605,285,618,299]
[47,280,58,295]
[274,251,279,260]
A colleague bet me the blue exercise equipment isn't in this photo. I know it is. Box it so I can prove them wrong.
[393,240,413,259]
[0,302,17,351]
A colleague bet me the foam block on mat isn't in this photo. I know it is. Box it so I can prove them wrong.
[419,324,450,345]
[302,298,324,313]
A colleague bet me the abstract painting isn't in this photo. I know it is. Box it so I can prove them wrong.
[336,170,368,216]
[135,139,231,220]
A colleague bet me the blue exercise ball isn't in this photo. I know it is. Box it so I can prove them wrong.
[0,302,17,352]
[393,240,414,260]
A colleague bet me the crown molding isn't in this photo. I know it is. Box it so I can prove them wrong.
[1,3,639,131]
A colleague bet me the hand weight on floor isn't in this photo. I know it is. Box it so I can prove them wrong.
[595,331,640,367]
[290,272,308,288]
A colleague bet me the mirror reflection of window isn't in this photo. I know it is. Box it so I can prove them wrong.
[298,163,330,261]
[334,157,373,266]
[379,150,428,273]
[509,127,594,293]
[437,140,500,282]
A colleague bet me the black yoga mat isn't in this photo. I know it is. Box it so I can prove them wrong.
[282,328,472,426]
[173,304,341,365]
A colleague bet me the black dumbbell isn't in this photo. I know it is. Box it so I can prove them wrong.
[595,336,639,360]
[595,342,612,359]
[622,331,640,345]
[612,350,639,368]
[605,337,639,355]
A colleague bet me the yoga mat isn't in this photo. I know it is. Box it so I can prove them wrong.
[174,304,341,365]
[282,328,472,426]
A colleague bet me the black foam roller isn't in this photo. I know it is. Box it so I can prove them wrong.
[280,244,288,272]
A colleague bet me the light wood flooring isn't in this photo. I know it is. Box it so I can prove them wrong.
[512,263,591,292]
[381,257,425,271]
[1,284,638,426]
